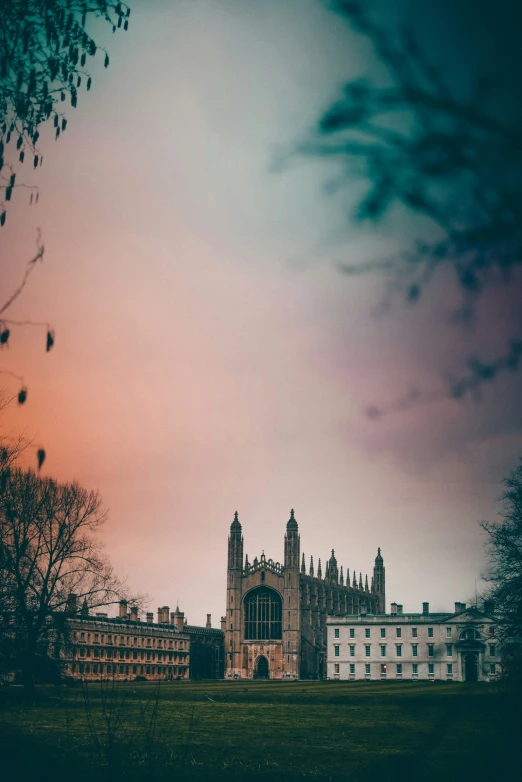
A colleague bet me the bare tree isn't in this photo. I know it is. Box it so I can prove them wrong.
[0,465,135,697]
[300,1,522,411]
[482,460,522,684]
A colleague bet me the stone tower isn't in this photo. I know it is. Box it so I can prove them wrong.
[373,547,386,613]
[283,510,301,678]
[226,511,243,677]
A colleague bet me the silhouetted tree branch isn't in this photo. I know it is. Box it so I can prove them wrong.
[301,1,522,411]
[0,0,131,223]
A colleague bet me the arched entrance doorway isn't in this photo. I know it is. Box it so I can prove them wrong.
[254,655,269,679]
[464,653,478,682]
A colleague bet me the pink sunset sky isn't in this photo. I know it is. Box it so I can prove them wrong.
[2,0,522,626]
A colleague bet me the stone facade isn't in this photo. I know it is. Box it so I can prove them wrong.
[326,601,501,682]
[60,601,223,681]
[225,510,385,680]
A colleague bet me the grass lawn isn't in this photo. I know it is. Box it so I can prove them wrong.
[0,680,518,781]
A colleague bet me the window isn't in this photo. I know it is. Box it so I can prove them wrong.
[412,644,418,657]
[349,663,355,674]
[334,645,340,657]
[365,663,370,674]
[489,625,495,637]
[94,634,99,643]
[365,628,370,638]
[334,628,339,639]
[396,628,402,638]
[349,645,355,657]
[380,628,386,638]
[349,628,355,639]
[380,663,386,674]
[489,644,496,657]
[365,645,371,657]
[461,628,479,640]
[396,644,402,657]
[412,628,417,638]
[447,664,453,675]
[80,632,85,641]
[396,663,402,674]
[334,663,340,674]
[428,663,434,675]
[412,663,418,675]
[428,627,434,638]
[446,645,453,657]
[380,644,386,657]
[428,644,434,657]
[446,627,452,638]
[489,663,496,674]
[244,587,282,640]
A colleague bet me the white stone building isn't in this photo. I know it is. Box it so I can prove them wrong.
[327,601,501,682]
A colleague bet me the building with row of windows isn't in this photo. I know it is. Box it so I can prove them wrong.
[327,601,500,682]
[60,598,224,681]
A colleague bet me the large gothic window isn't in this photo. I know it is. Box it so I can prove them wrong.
[244,587,282,640]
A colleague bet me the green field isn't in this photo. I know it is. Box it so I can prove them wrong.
[0,680,518,781]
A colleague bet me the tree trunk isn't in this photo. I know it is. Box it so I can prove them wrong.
[21,639,37,702]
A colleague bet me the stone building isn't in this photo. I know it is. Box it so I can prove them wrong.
[326,601,501,682]
[225,510,385,680]
[61,600,223,681]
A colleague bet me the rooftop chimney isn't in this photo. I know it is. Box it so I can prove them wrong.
[206,614,212,629]
[461,603,466,611]
[157,606,169,624]
[146,612,154,624]
[119,600,128,618]
[220,616,226,632]
[454,602,461,613]
[397,605,403,616]
[422,602,429,615]
[130,606,138,621]
[390,602,397,615]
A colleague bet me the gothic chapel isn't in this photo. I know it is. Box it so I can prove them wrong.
[225,510,385,679]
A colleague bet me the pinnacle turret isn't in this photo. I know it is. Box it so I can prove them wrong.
[317,558,322,579]
[287,508,298,531]
[301,553,306,574]
[309,555,314,577]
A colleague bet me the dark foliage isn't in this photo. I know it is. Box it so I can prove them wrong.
[0,0,131,221]
[303,1,522,409]
[482,461,522,681]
